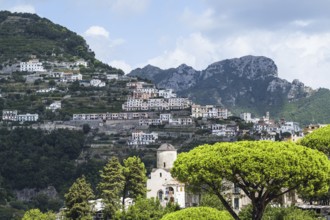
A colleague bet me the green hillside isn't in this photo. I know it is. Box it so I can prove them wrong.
[280,88,330,125]
[0,11,96,64]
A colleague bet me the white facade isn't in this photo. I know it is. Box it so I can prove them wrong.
[75,60,88,67]
[191,104,229,119]
[128,131,158,146]
[106,74,119,80]
[158,89,177,98]
[90,79,106,87]
[20,60,45,72]
[212,124,238,137]
[17,113,39,122]
[36,88,56,93]
[280,122,301,134]
[49,71,64,78]
[71,73,83,81]
[2,110,18,121]
[147,144,198,208]
[46,101,62,111]
[240,112,252,123]
[122,98,191,111]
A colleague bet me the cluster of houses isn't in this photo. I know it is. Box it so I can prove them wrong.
[240,112,304,141]
[2,110,39,122]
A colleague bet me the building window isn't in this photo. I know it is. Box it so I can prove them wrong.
[234,198,239,210]
[160,172,162,178]
[158,190,164,201]
[164,162,166,168]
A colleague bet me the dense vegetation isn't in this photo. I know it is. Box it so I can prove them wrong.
[161,207,233,220]
[0,11,93,63]
[0,128,86,191]
[281,89,330,125]
[171,141,330,220]
[0,10,123,75]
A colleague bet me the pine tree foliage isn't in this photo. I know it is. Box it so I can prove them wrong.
[171,141,330,220]
[22,209,56,220]
[122,156,148,206]
[64,176,95,220]
[97,156,125,218]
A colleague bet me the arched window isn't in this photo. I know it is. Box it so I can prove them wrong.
[160,172,162,178]
[164,162,166,168]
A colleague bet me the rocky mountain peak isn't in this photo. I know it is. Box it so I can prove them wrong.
[206,55,278,80]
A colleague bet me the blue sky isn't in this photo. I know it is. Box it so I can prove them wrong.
[1,0,330,89]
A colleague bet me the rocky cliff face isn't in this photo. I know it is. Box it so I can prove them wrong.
[129,55,315,117]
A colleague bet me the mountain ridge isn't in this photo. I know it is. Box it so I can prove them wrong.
[129,55,329,125]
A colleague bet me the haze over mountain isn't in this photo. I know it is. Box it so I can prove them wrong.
[129,55,330,125]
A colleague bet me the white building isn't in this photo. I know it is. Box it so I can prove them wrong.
[90,79,106,87]
[75,60,88,67]
[212,124,238,137]
[191,104,230,119]
[49,71,64,78]
[106,74,119,80]
[20,60,45,72]
[128,131,158,146]
[2,110,18,121]
[36,88,56,93]
[70,73,83,81]
[240,112,253,123]
[158,89,177,98]
[280,122,301,134]
[46,101,61,112]
[122,98,191,111]
[147,144,199,208]
[17,113,39,122]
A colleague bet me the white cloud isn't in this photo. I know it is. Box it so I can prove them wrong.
[109,60,132,74]
[146,31,330,89]
[9,4,36,13]
[147,33,218,70]
[290,20,313,27]
[83,26,125,66]
[84,26,110,38]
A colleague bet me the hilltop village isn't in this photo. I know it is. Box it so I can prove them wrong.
[1,58,316,151]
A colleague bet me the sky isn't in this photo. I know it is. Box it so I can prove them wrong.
[1,0,330,89]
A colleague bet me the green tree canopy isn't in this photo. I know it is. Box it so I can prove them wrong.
[97,156,125,219]
[239,205,322,220]
[116,197,164,220]
[64,176,94,220]
[171,141,330,220]
[300,125,330,156]
[22,209,56,220]
[161,207,233,220]
[122,156,147,206]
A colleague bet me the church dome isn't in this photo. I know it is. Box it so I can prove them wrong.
[158,143,176,151]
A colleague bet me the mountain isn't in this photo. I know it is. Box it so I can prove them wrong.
[129,55,330,125]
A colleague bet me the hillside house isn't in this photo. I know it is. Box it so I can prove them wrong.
[158,89,177,98]
[106,74,119,80]
[46,101,61,112]
[20,59,45,72]
[212,124,238,137]
[75,60,88,67]
[191,104,230,119]
[128,131,158,146]
[90,79,106,87]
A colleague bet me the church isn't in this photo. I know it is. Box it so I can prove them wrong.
[146,143,199,208]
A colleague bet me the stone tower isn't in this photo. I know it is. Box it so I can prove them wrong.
[157,143,177,170]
